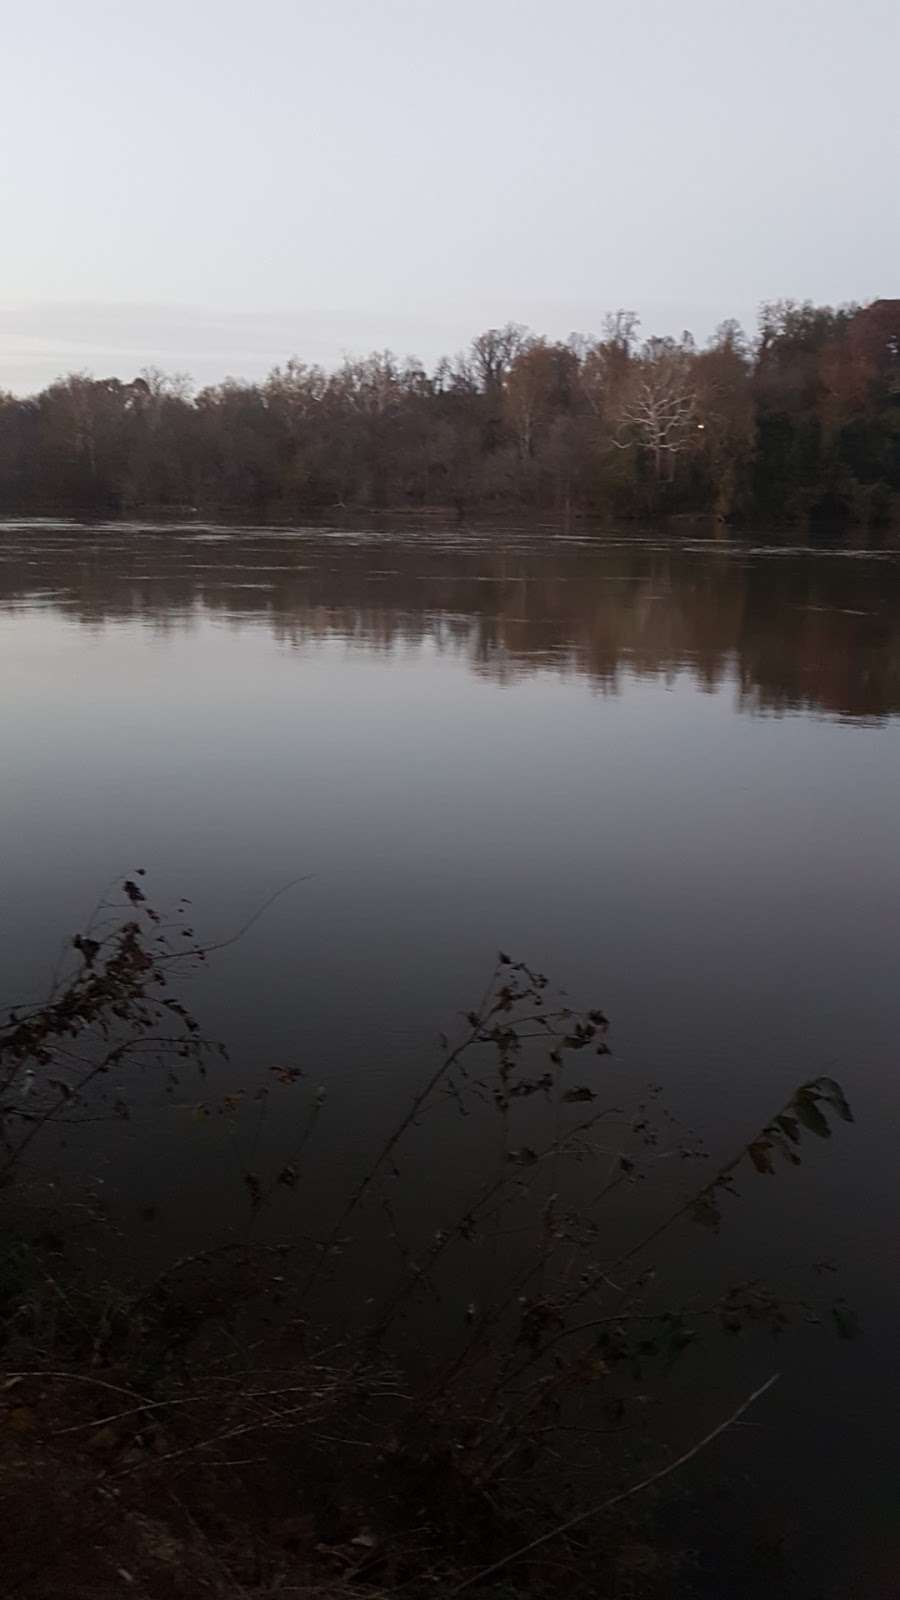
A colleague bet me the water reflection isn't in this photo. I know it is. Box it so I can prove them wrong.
[1,522,898,722]
[1,520,899,1590]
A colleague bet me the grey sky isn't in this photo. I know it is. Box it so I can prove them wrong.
[2,0,897,393]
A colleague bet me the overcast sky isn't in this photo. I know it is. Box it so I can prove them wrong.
[2,0,897,393]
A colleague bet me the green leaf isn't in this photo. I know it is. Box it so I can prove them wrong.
[562,1086,596,1103]
[776,1113,801,1143]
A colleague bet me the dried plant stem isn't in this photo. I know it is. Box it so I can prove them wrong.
[298,968,502,1300]
[452,1372,781,1593]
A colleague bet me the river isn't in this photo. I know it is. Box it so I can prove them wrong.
[0,519,898,1593]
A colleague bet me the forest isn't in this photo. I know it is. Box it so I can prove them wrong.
[1,298,898,526]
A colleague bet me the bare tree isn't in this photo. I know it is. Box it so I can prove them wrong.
[578,313,640,423]
[602,309,640,355]
[469,323,528,394]
[138,366,194,402]
[613,338,699,480]
[503,338,578,461]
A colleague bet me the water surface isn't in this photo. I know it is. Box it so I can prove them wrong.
[1,520,898,1591]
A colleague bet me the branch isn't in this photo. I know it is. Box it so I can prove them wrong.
[451,1372,780,1593]
[197,875,313,958]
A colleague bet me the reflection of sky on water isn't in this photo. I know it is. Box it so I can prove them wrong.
[0,522,898,1584]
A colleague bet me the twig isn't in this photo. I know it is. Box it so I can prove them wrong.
[2,1370,153,1404]
[451,1372,781,1593]
[297,972,502,1301]
[52,1377,404,1436]
[198,875,313,957]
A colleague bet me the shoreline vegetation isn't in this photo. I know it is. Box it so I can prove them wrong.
[0,880,856,1597]
[0,299,898,532]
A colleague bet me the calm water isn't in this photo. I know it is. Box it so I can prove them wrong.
[1,520,899,1590]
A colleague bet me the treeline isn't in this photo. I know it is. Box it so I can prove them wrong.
[1,299,898,525]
